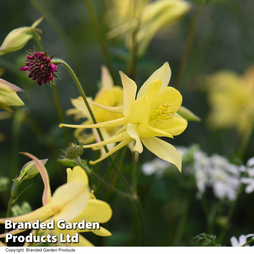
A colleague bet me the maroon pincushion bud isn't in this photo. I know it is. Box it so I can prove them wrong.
[20,47,59,86]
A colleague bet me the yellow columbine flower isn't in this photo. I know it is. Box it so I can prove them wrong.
[0,78,24,112]
[66,66,124,152]
[106,0,190,56]
[0,17,43,56]
[0,153,112,246]
[207,66,254,135]
[60,63,187,172]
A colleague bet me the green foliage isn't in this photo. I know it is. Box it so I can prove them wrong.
[194,233,221,246]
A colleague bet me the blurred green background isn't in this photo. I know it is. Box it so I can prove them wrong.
[0,0,254,246]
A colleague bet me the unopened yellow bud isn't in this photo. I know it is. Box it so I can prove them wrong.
[0,78,24,112]
[0,17,43,56]
[17,158,48,184]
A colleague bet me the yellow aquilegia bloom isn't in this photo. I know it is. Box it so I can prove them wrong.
[0,153,112,246]
[207,66,254,135]
[66,66,123,152]
[105,0,190,56]
[60,63,187,172]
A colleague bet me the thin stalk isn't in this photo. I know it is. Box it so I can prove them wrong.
[95,149,122,194]
[84,0,117,85]
[51,83,69,146]
[217,185,244,243]
[132,151,139,193]
[127,2,140,80]
[132,195,144,245]
[172,190,192,245]
[242,237,254,247]
[5,177,18,244]
[33,39,69,146]
[32,33,43,52]
[236,127,253,160]
[175,4,204,90]
[52,59,98,128]
[75,157,132,199]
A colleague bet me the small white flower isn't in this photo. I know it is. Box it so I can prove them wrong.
[193,151,210,196]
[241,168,254,194]
[247,157,254,168]
[207,154,241,201]
[241,157,254,194]
[141,157,169,177]
[230,234,254,246]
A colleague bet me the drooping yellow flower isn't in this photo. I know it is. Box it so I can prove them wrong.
[60,63,187,171]
[66,66,124,152]
[0,153,112,246]
[206,66,254,135]
[105,0,190,55]
[0,17,43,56]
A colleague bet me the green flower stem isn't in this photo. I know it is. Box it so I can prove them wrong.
[217,185,244,243]
[132,152,139,193]
[132,195,144,245]
[172,190,192,245]
[32,33,43,52]
[75,157,133,200]
[127,2,140,80]
[175,4,204,90]
[52,59,99,127]
[236,127,253,160]
[96,149,122,194]
[242,236,254,247]
[33,40,69,146]
[51,83,69,146]
[84,0,117,85]
[5,177,18,244]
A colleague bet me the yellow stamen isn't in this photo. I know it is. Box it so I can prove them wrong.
[149,102,177,125]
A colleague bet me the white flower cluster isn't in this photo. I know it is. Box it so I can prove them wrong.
[230,233,254,246]
[240,157,254,194]
[141,145,254,201]
[193,151,240,200]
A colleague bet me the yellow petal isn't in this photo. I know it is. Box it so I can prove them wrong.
[51,182,89,222]
[60,117,127,130]
[141,136,182,172]
[73,199,112,223]
[127,123,143,153]
[137,62,171,99]
[150,86,182,110]
[0,203,54,225]
[82,226,112,237]
[119,71,137,116]
[90,140,130,165]
[101,66,113,91]
[151,114,188,136]
[138,123,173,139]
[66,166,89,185]
[144,79,162,100]
[126,95,150,124]
[83,131,130,150]
[88,99,123,114]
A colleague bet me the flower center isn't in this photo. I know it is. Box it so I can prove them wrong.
[20,49,57,86]
[149,102,177,125]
